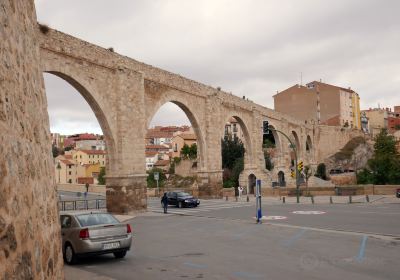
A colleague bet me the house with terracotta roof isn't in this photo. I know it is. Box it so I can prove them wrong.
[154,159,170,171]
[54,155,84,184]
[171,133,197,158]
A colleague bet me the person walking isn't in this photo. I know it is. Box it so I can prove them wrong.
[161,192,168,214]
[238,186,243,199]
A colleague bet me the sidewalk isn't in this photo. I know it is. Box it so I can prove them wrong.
[222,195,399,205]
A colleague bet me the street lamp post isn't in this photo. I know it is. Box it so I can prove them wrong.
[56,161,61,184]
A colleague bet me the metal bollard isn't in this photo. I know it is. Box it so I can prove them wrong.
[366,195,369,203]
[283,196,286,204]
[246,196,249,202]
[330,196,333,204]
[236,196,238,202]
[349,195,352,204]
[311,196,314,204]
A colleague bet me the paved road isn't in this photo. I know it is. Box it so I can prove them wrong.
[64,198,400,280]
[148,197,400,237]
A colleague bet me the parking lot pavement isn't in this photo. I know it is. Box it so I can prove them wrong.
[66,214,400,280]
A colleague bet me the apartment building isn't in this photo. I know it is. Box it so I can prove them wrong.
[224,117,244,140]
[273,81,361,128]
[363,106,400,136]
[71,149,107,167]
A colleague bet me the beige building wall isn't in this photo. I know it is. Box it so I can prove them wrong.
[73,150,107,166]
[171,134,197,158]
[274,81,360,128]
[274,85,317,123]
[363,109,388,136]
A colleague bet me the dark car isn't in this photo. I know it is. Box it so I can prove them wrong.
[396,188,400,198]
[162,191,200,208]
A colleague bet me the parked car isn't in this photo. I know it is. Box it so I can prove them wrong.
[60,212,132,264]
[162,191,200,208]
[396,188,400,198]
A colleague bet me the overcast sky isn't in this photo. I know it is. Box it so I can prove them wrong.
[35,0,400,135]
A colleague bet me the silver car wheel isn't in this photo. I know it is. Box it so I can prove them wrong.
[65,246,74,263]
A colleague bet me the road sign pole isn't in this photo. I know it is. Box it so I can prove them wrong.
[256,179,262,223]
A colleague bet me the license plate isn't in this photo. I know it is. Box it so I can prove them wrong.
[103,242,120,250]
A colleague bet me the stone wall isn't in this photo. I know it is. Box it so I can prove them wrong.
[57,183,106,194]
[0,1,63,279]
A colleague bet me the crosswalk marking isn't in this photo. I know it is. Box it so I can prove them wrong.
[147,199,253,214]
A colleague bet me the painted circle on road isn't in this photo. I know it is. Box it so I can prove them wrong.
[292,211,326,215]
[254,216,287,220]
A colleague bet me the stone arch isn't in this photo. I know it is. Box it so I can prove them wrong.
[306,135,312,153]
[248,174,257,195]
[43,71,117,172]
[291,130,301,161]
[262,123,281,171]
[220,114,253,167]
[277,171,285,187]
[146,98,205,170]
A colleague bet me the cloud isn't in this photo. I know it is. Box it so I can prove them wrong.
[35,0,400,134]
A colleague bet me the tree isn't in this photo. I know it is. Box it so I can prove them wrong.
[303,165,313,195]
[221,137,245,188]
[52,145,60,158]
[366,129,400,184]
[264,151,273,171]
[221,136,245,169]
[315,163,327,180]
[181,144,191,159]
[189,143,197,159]
[98,167,106,185]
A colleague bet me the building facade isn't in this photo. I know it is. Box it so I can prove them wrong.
[273,81,361,128]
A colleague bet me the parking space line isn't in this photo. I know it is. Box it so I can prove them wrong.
[356,235,368,262]
[282,228,307,247]
[232,271,264,279]
[183,262,207,269]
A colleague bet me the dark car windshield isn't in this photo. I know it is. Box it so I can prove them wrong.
[76,213,119,227]
[177,192,191,197]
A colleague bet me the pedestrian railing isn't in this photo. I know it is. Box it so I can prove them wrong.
[58,199,106,211]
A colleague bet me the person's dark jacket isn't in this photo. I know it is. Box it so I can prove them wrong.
[161,194,168,205]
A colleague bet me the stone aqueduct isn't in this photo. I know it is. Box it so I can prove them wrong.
[39,29,328,213]
[1,2,362,278]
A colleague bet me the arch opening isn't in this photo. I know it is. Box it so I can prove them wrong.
[277,171,286,187]
[221,116,250,191]
[306,135,312,152]
[290,130,301,166]
[146,102,203,192]
[43,72,113,188]
[263,124,280,171]
[248,174,257,195]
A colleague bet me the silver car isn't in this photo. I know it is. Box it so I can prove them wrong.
[60,212,132,264]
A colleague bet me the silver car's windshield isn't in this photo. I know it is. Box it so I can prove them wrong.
[77,213,119,227]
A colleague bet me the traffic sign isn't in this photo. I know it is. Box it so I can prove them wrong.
[154,172,159,181]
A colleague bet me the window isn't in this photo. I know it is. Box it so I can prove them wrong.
[60,216,72,228]
[69,171,72,175]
